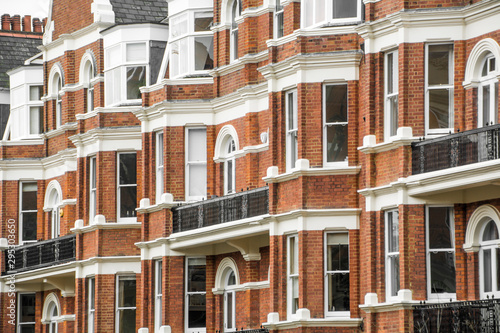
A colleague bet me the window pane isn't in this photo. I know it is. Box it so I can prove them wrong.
[188,164,207,197]
[171,13,188,38]
[387,53,394,94]
[332,0,357,19]
[326,125,348,163]
[227,292,233,329]
[226,159,233,193]
[29,107,43,135]
[289,237,298,275]
[195,36,214,71]
[188,129,207,161]
[328,244,349,271]
[120,186,137,218]
[428,45,451,85]
[390,256,400,296]
[291,276,299,313]
[194,13,213,32]
[106,45,121,69]
[314,0,325,23]
[119,154,137,185]
[29,86,43,101]
[428,89,450,129]
[188,259,206,292]
[483,84,491,126]
[275,11,284,38]
[428,207,453,249]
[119,279,136,307]
[325,85,348,123]
[118,309,136,333]
[22,212,37,241]
[19,326,35,333]
[483,220,499,241]
[188,294,206,328]
[328,273,350,311]
[126,66,146,100]
[388,96,398,137]
[484,249,492,292]
[22,183,37,210]
[126,43,146,62]
[20,294,36,322]
[388,212,399,252]
[430,252,456,293]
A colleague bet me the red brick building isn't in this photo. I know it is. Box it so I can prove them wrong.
[0,0,500,332]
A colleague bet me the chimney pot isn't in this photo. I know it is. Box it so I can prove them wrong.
[12,15,21,31]
[22,15,31,32]
[1,14,11,31]
[33,18,42,33]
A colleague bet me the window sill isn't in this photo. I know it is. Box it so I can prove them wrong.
[358,127,417,154]
[263,159,360,184]
[359,290,420,313]
[264,309,361,329]
[266,26,359,48]
[209,50,268,77]
[136,194,181,214]
[71,215,141,234]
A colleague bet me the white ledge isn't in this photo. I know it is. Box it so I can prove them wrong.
[71,218,141,234]
[264,315,362,329]
[141,76,214,94]
[136,194,180,214]
[0,138,44,146]
[210,50,268,77]
[358,127,417,154]
[75,105,143,120]
[267,25,359,48]
[42,123,78,139]
[212,280,270,295]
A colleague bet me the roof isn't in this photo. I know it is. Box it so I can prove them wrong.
[0,35,42,89]
[109,0,168,24]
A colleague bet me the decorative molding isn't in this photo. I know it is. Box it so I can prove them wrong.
[463,38,500,87]
[463,204,500,252]
[358,127,417,154]
[42,122,78,139]
[210,50,268,77]
[213,257,240,291]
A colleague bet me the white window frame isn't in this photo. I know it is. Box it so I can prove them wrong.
[104,42,149,107]
[156,132,164,203]
[274,0,284,39]
[169,10,214,78]
[19,182,37,244]
[89,156,97,224]
[185,257,207,333]
[301,0,362,29]
[479,220,500,299]
[223,269,236,332]
[224,138,236,195]
[230,0,241,62]
[385,209,400,301]
[154,260,163,333]
[47,301,59,333]
[17,292,36,333]
[385,50,399,140]
[425,43,454,135]
[88,277,95,333]
[28,84,44,136]
[323,83,349,166]
[287,235,299,319]
[86,62,95,113]
[117,152,137,222]
[115,275,136,333]
[478,54,498,127]
[286,90,298,171]
[185,127,207,201]
[426,206,456,300]
[55,76,62,129]
[49,190,61,239]
[324,232,350,317]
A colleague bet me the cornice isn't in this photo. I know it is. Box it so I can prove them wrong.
[267,25,359,48]
[39,22,110,52]
[42,122,78,139]
[69,126,142,149]
[264,317,362,330]
[140,77,214,94]
[209,50,268,77]
[75,105,142,121]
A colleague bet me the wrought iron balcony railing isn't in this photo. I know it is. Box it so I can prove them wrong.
[172,187,269,233]
[216,328,269,333]
[412,124,500,175]
[413,298,500,333]
[3,234,76,274]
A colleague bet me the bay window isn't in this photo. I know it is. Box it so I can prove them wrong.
[117,153,137,221]
[170,11,214,78]
[323,84,348,165]
[325,232,349,316]
[186,257,206,333]
[20,182,37,243]
[302,0,362,28]
[186,128,207,201]
[385,209,400,300]
[478,54,498,127]
[385,50,398,139]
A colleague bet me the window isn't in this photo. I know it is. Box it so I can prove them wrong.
[47,301,59,333]
[480,220,500,298]
[274,0,284,39]
[186,128,207,201]
[385,209,400,300]
[426,206,456,299]
[105,42,147,106]
[325,233,349,316]
[154,260,163,333]
[224,138,236,195]
[286,90,298,171]
[49,190,60,239]
[287,235,299,318]
[29,85,43,135]
[323,84,348,165]
[89,157,96,223]
[385,50,399,139]
[302,0,362,28]
[55,75,62,128]
[230,0,241,62]
[186,257,206,333]
[156,132,164,203]
[88,277,95,333]
[169,11,214,78]
[478,54,498,127]
[426,44,454,134]
[118,153,137,221]
[17,293,35,332]
[224,269,236,331]
[20,182,37,243]
[116,276,136,333]
[86,62,95,113]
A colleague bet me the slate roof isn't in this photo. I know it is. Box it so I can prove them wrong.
[0,35,42,89]
[109,0,168,24]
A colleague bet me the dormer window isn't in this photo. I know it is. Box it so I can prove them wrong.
[169,11,214,78]
[301,0,362,28]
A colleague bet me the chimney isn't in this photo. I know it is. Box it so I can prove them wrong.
[33,18,43,33]
[1,14,11,31]
[11,15,21,31]
[22,15,32,32]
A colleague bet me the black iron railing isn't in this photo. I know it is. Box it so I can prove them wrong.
[216,328,269,333]
[4,234,76,274]
[172,187,269,233]
[412,124,500,175]
[413,298,500,332]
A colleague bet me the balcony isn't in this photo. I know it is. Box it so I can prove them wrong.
[217,329,269,333]
[3,234,76,274]
[172,187,269,233]
[412,124,500,175]
[413,299,500,332]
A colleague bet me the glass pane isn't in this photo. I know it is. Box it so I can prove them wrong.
[226,160,233,193]
[188,164,207,197]
[388,211,399,253]
[106,45,121,69]
[428,89,450,129]
[126,43,146,62]
[428,45,451,85]
[314,0,325,23]
[119,278,136,307]
[188,294,206,328]
[22,212,37,241]
[495,82,499,124]
[430,252,456,293]
[188,259,206,292]
[22,183,37,210]
[328,273,350,311]
[328,244,349,271]
[232,29,238,59]
[390,255,400,296]
[29,86,43,101]
[483,84,491,126]
[289,237,297,274]
[188,128,207,162]
[118,309,136,333]
[389,96,398,137]
[171,13,188,38]
[194,14,213,32]
[326,125,348,163]
[227,270,236,286]
[287,92,296,130]
[304,0,314,27]
[89,278,95,309]
[483,220,499,241]
[20,294,36,322]
[325,85,348,123]
[332,0,357,19]
[90,158,96,189]
[292,276,299,313]
[484,249,492,292]
[226,292,233,329]
[19,325,35,333]
[119,154,137,185]
[275,11,284,38]
[387,53,394,94]
[327,233,348,245]
[126,66,146,100]
[428,207,453,249]
[120,186,137,218]
[157,133,164,166]
[156,261,162,294]
[497,248,500,292]
[194,36,214,71]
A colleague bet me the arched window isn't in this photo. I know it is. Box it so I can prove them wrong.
[224,137,236,195]
[42,294,61,333]
[480,220,500,298]
[223,269,236,332]
[47,301,59,333]
[55,74,62,128]
[83,60,95,113]
[48,65,64,129]
[44,181,63,239]
[214,126,239,195]
[478,54,498,127]
[230,0,241,62]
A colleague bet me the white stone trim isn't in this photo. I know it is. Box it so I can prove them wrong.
[463,38,500,88]
[264,308,362,329]
[463,204,500,253]
[213,257,240,291]
[41,293,61,324]
[214,125,240,161]
[210,51,268,77]
[43,180,63,211]
[358,127,417,154]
